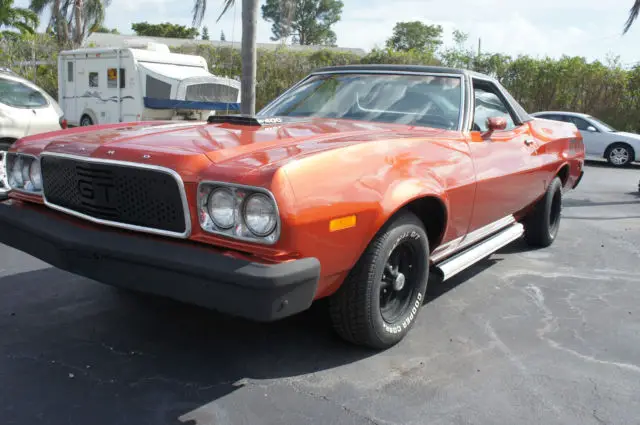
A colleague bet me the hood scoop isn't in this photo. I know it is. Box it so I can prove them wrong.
[207,115,284,126]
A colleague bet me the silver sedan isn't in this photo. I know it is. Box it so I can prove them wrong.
[531,111,640,167]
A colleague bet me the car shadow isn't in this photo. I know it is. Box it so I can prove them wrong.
[563,198,640,208]
[585,160,640,170]
[0,268,376,425]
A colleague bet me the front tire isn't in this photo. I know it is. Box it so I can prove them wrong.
[524,177,563,248]
[605,143,634,167]
[329,211,429,349]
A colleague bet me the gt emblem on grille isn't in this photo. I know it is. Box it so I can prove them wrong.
[77,179,115,206]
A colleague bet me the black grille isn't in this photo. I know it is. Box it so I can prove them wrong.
[41,156,187,234]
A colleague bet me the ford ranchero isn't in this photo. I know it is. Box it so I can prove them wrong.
[0,65,585,348]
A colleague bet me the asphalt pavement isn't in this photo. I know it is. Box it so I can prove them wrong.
[1,161,639,425]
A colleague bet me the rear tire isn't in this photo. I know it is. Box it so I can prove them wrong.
[605,143,634,167]
[80,115,94,126]
[329,211,429,349]
[524,177,563,248]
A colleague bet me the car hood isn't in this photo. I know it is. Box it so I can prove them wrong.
[17,118,447,178]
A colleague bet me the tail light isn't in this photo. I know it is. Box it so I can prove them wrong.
[59,117,68,129]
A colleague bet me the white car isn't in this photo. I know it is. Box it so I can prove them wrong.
[0,69,66,192]
[531,111,640,167]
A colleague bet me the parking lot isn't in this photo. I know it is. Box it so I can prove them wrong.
[1,161,638,425]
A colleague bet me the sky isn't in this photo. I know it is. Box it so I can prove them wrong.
[15,0,640,66]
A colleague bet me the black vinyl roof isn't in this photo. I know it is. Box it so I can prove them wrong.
[311,64,488,78]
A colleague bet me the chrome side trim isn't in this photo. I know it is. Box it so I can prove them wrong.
[40,152,192,239]
[437,222,524,281]
[431,215,515,263]
[197,180,281,245]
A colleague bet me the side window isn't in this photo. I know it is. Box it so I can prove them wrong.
[472,81,517,132]
[537,114,565,122]
[107,68,126,89]
[146,76,171,99]
[89,72,99,88]
[0,78,48,108]
[567,116,594,131]
[67,61,73,82]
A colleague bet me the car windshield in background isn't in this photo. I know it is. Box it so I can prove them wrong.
[589,116,616,132]
[260,73,463,130]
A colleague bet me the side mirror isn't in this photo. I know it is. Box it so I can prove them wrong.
[586,126,597,132]
[482,116,507,138]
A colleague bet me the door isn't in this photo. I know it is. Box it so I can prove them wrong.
[563,115,604,157]
[62,59,77,125]
[465,79,542,233]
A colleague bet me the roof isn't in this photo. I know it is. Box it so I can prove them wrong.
[531,111,591,118]
[84,33,367,56]
[311,64,470,75]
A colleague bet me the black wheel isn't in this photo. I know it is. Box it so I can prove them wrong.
[329,211,429,349]
[80,115,94,126]
[605,143,634,167]
[524,177,563,248]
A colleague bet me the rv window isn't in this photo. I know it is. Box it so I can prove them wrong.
[107,68,126,89]
[185,83,239,103]
[146,76,171,99]
[67,62,73,82]
[89,72,99,88]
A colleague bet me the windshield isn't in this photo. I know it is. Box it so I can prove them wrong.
[259,73,463,130]
[588,116,616,132]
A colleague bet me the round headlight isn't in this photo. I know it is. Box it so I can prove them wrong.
[9,156,24,188]
[244,193,277,236]
[207,188,235,229]
[21,160,31,186]
[29,160,42,191]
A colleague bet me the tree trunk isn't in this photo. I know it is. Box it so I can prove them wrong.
[241,0,258,115]
[73,0,83,47]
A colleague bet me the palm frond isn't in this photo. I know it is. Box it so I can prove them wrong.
[191,0,206,27]
[216,0,234,23]
[624,0,640,34]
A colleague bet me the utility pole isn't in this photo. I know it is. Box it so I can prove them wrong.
[477,37,482,57]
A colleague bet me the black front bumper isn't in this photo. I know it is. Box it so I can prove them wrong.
[0,202,320,321]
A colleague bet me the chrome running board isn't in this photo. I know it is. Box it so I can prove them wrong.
[435,222,524,281]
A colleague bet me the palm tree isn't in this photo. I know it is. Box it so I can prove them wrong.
[624,1,640,33]
[29,0,110,46]
[193,0,258,115]
[0,0,39,37]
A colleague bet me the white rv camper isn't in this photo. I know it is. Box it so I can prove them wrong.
[57,42,241,126]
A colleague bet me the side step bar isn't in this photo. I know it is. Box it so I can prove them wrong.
[434,222,524,281]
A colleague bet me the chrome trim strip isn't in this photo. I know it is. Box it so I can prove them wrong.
[4,152,42,196]
[197,180,282,245]
[431,215,516,263]
[438,223,524,281]
[258,71,466,132]
[39,152,192,239]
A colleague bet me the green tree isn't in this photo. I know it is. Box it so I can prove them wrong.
[201,25,209,40]
[220,29,225,41]
[386,21,443,53]
[131,21,199,39]
[192,0,259,115]
[93,24,118,33]
[261,0,343,45]
[29,0,111,46]
[0,0,39,37]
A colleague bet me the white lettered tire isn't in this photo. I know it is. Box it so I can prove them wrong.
[329,211,429,349]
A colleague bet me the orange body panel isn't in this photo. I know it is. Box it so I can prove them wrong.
[8,99,584,302]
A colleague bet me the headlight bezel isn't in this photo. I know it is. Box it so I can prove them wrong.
[197,181,281,245]
[6,152,42,194]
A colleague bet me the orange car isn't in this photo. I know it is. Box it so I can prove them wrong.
[0,65,584,348]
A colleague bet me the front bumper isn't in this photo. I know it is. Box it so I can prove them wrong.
[0,202,320,321]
